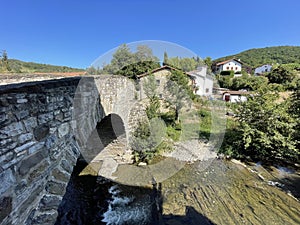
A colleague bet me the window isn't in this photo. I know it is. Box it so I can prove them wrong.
[159,94,163,99]
[231,67,233,70]
[224,94,230,102]
[156,79,160,85]
[235,67,238,70]
[206,88,209,93]
[226,66,229,70]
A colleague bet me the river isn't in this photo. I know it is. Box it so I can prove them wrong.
[55,157,300,225]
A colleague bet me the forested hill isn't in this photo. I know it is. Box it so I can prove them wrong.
[213,46,300,68]
[3,59,84,73]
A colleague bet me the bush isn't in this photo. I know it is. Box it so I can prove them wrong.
[220,70,235,76]
[131,119,166,163]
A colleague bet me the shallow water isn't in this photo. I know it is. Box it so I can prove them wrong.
[55,158,300,225]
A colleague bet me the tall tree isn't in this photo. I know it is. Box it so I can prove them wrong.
[135,45,159,62]
[1,50,10,72]
[102,44,134,74]
[163,51,169,65]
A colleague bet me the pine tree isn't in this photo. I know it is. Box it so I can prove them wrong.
[163,51,168,65]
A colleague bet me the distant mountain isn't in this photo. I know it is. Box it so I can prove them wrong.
[5,59,85,73]
[213,46,300,68]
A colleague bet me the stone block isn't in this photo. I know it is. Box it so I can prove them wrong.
[39,194,61,211]
[0,138,13,148]
[23,117,37,132]
[38,113,54,125]
[33,125,49,141]
[45,180,66,195]
[0,113,8,125]
[18,133,34,144]
[0,151,14,165]
[0,196,12,222]
[31,210,58,225]
[58,123,70,138]
[14,179,27,196]
[45,135,58,150]
[51,168,70,183]
[14,141,36,153]
[0,142,17,155]
[2,153,27,170]
[0,169,16,195]
[18,151,47,176]
[27,160,50,183]
[14,110,29,120]
[60,159,73,174]
[16,98,28,104]
[0,121,24,137]
[28,142,45,154]
[0,97,9,107]
[18,184,43,216]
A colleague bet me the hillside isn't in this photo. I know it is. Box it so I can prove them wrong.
[213,46,300,68]
[2,59,85,73]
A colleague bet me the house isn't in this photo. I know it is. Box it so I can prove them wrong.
[254,64,272,75]
[213,59,242,75]
[136,65,195,99]
[222,90,248,103]
[186,66,214,96]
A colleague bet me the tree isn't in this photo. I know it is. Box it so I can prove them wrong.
[131,119,165,163]
[102,44,134,74]
[1,50,10,72]
[203,56,212,70]
[143,75,160,119]
[165,70,193,122]
[135,45,159,62]
[101,44,160,77]
[166,57,203,72]
[229,89,299,162]
[267,66,295,85]
[163,51,168,65]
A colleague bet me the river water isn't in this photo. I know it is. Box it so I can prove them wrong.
[55,157,300,225]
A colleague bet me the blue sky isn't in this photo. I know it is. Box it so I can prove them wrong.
[1,0,300,68]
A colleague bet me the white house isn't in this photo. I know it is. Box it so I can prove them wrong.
[186,66,213,96]
[254,64,272,75]
[215,59,242,74]
[222,90,248,103]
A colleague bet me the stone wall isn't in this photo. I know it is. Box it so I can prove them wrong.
[0,78,84,225]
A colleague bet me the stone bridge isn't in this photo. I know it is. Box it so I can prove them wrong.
[0,75,145,225]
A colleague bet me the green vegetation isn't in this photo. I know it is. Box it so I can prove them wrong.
[87,44,160,77]
[0,50,11,72]
[213,46,300,69]
[198,108,212,140]
[216,64,300,91]
[131,120,164,163]
[131,70,197,163]
[163,53,204,72]
[220,87,299,163]
[0,51,84,73]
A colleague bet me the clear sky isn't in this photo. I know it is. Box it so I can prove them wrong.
[1,0,300,68]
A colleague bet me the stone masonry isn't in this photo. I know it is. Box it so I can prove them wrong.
[0,75,138,225]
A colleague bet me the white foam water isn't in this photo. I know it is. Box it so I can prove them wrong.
[102,185,151,225]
